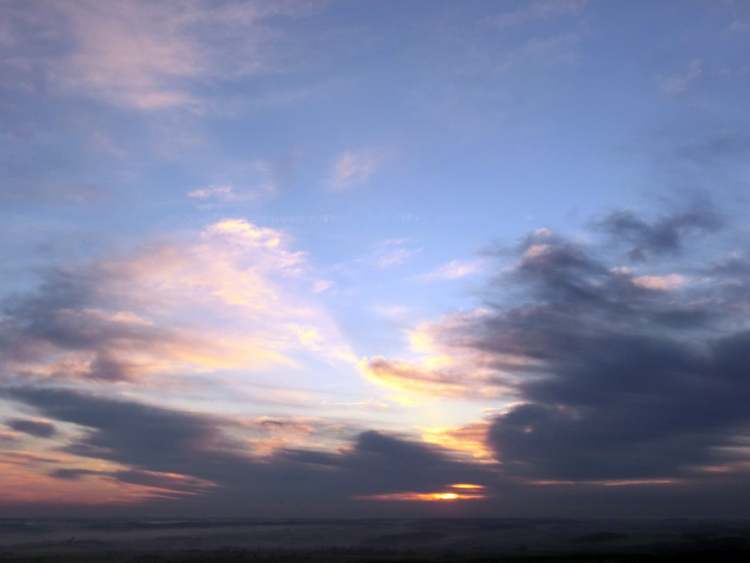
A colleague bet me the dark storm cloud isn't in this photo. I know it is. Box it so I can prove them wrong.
[514,233,649,314]
[505,230,716,333]
[4,387,231,473]
[5,417,56,438]
[595,205,723,261]
[3,386,493,513]
[417,216,750,482]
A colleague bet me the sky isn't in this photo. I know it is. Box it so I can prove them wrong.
[2,0,750,518]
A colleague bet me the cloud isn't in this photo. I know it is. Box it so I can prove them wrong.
[491,0,589,29]
[366,204,750,486]
[187,162,280,204]
[2,386,493,514]
[420,259,484,281]
[354,482,486,502]
[632,274,687,291]
[8,201,750,514]
[2,0,324,110]
[421,421,494,462]
[0,218,353,384]
[330,150,380,191]
[595,204,723,261]
[0,430,18,444]
[312,279,334,293]
[57,0,202,110]
[372,239,420,269]
[660,58,704,96]
[5,418,57,438]
[360,357,502,400]
[0,457,184,506]
[359,310,520,401]
[187,183,275,204]
[5,387,233,477]
[188,185,236,201]
[237,416,355,456]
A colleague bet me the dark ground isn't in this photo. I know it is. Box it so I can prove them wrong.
[1,518,749,562]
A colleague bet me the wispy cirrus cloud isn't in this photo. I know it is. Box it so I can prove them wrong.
[187,161,280,204]
[490,0,589,29]
[187,182,275,204]
[1,0,325,110]
[660,58,704,96]
[372,239,420,269]
[419,258,485,282]
[187,185,237,201]
[329,149,381,191]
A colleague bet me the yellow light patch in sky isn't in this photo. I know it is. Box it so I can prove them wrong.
[354,483,485,502]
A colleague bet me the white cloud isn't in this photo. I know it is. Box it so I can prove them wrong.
[188,185,236,201]
[420,259,484,282]
[660,59,703,96]
[7,0,323,110]
[187,182,275,203]
[187,161,279,203]
[330,150,380,191]
[58,1,202,110]
[372,239,420,269]
[312,280,334,293]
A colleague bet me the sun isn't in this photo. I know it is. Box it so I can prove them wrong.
[354,483,485,502]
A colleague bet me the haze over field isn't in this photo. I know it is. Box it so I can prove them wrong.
[2,0,750,522]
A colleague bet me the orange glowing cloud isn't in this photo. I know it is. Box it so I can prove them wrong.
[421,422,494,462]
[632,273,687,291]
[236,416,354,457]
[8,218,354,386]
[0,451,209,506]
[359,357,491,399]
[355,483,486,502]
[359,310,526,401]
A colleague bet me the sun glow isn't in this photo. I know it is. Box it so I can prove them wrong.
[354,483,485,502]
[450,483,484,490]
